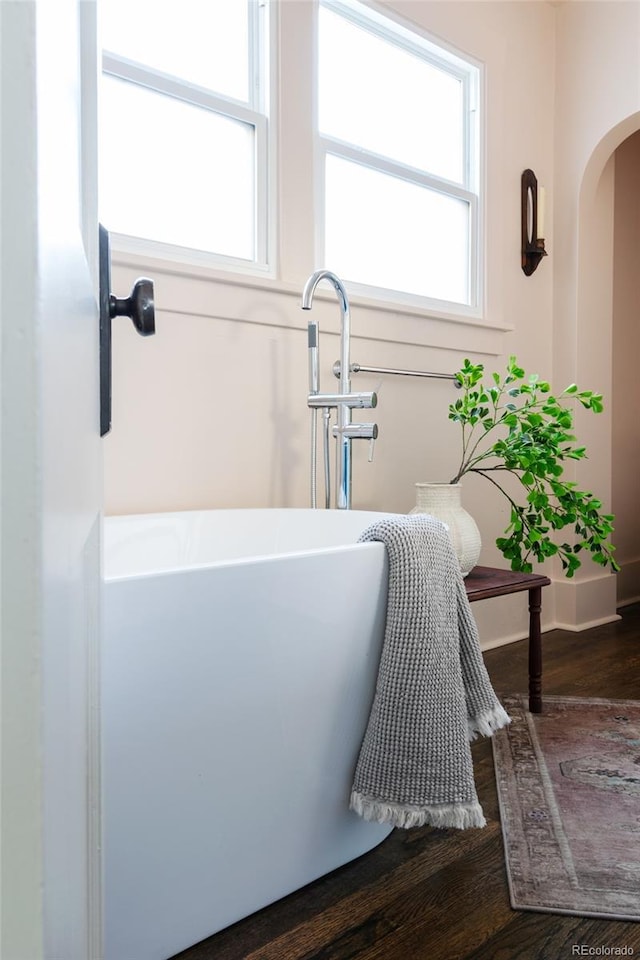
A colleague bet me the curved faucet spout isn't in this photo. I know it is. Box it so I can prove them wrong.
[301,270,351,401]
[302,269,349,317]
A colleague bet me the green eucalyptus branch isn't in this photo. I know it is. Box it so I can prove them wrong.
[448,356,619,578]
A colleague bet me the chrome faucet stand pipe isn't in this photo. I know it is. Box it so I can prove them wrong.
[302,269,367,510]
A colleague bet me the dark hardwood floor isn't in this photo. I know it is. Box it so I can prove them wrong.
[173,604,640,960]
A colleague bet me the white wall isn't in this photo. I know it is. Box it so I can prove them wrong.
[612,131,640,606]
[553,1,640,625]
[105,0,640,640]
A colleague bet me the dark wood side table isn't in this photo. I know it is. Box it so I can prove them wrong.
[464,565,551,713]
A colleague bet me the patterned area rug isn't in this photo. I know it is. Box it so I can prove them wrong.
[492,694,640,921]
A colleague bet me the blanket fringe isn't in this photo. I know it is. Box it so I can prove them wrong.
[468,703,511,741]
[350,791,486,830]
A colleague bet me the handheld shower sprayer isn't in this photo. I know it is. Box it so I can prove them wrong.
[308,320,320,395]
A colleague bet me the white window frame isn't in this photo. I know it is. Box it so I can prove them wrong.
[100,0,274,277]
[315,0,482,317]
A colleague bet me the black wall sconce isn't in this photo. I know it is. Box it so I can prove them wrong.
[521,169,547,276]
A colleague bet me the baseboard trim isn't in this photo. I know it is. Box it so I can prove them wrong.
[479,610,622,651]
[475,571,624,649]
[552,571,618,631]
[614,558,640,608]
[616,594,640,609]
[481,631,528,651]
[552,613,622,632]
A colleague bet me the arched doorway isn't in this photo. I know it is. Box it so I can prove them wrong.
[558,113,640,621]
[611,129,640,607]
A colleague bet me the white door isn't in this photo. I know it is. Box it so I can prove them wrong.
[0,1,102,958]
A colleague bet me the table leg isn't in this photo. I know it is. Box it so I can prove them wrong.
[528,586,543,713]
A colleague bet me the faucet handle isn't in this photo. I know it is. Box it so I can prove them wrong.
[368,435,376,463]
[333,422,378,440]
[308,391,377,409]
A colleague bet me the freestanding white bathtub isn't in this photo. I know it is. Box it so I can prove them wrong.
[102,508,395,960]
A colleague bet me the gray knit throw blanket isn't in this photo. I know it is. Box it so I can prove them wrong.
[350,514,510,830]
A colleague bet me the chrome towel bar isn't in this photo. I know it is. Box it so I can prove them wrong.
[333,360,459,382]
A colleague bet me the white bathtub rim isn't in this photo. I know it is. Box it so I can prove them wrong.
[102,507,400,582]
[103,539,386,583]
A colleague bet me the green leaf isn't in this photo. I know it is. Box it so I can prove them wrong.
[450,354,616,579]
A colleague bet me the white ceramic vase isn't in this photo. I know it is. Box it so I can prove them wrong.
[410,482,481,577]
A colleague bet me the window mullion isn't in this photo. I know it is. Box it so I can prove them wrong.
[249,0,269,111]
[254,113,268,266]
[277,0,315,282]
[468,192,478,307]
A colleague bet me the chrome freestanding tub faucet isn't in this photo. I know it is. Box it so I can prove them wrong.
[301,269,378,510]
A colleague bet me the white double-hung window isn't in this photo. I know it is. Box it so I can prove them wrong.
[317,0,480,312]
[99,0,269,269]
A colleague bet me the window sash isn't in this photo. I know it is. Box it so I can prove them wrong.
[316,0,480,312]
[319,148,478,309]
[100,0,270,271]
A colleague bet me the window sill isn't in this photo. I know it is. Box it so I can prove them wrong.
[109,241,511,355]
